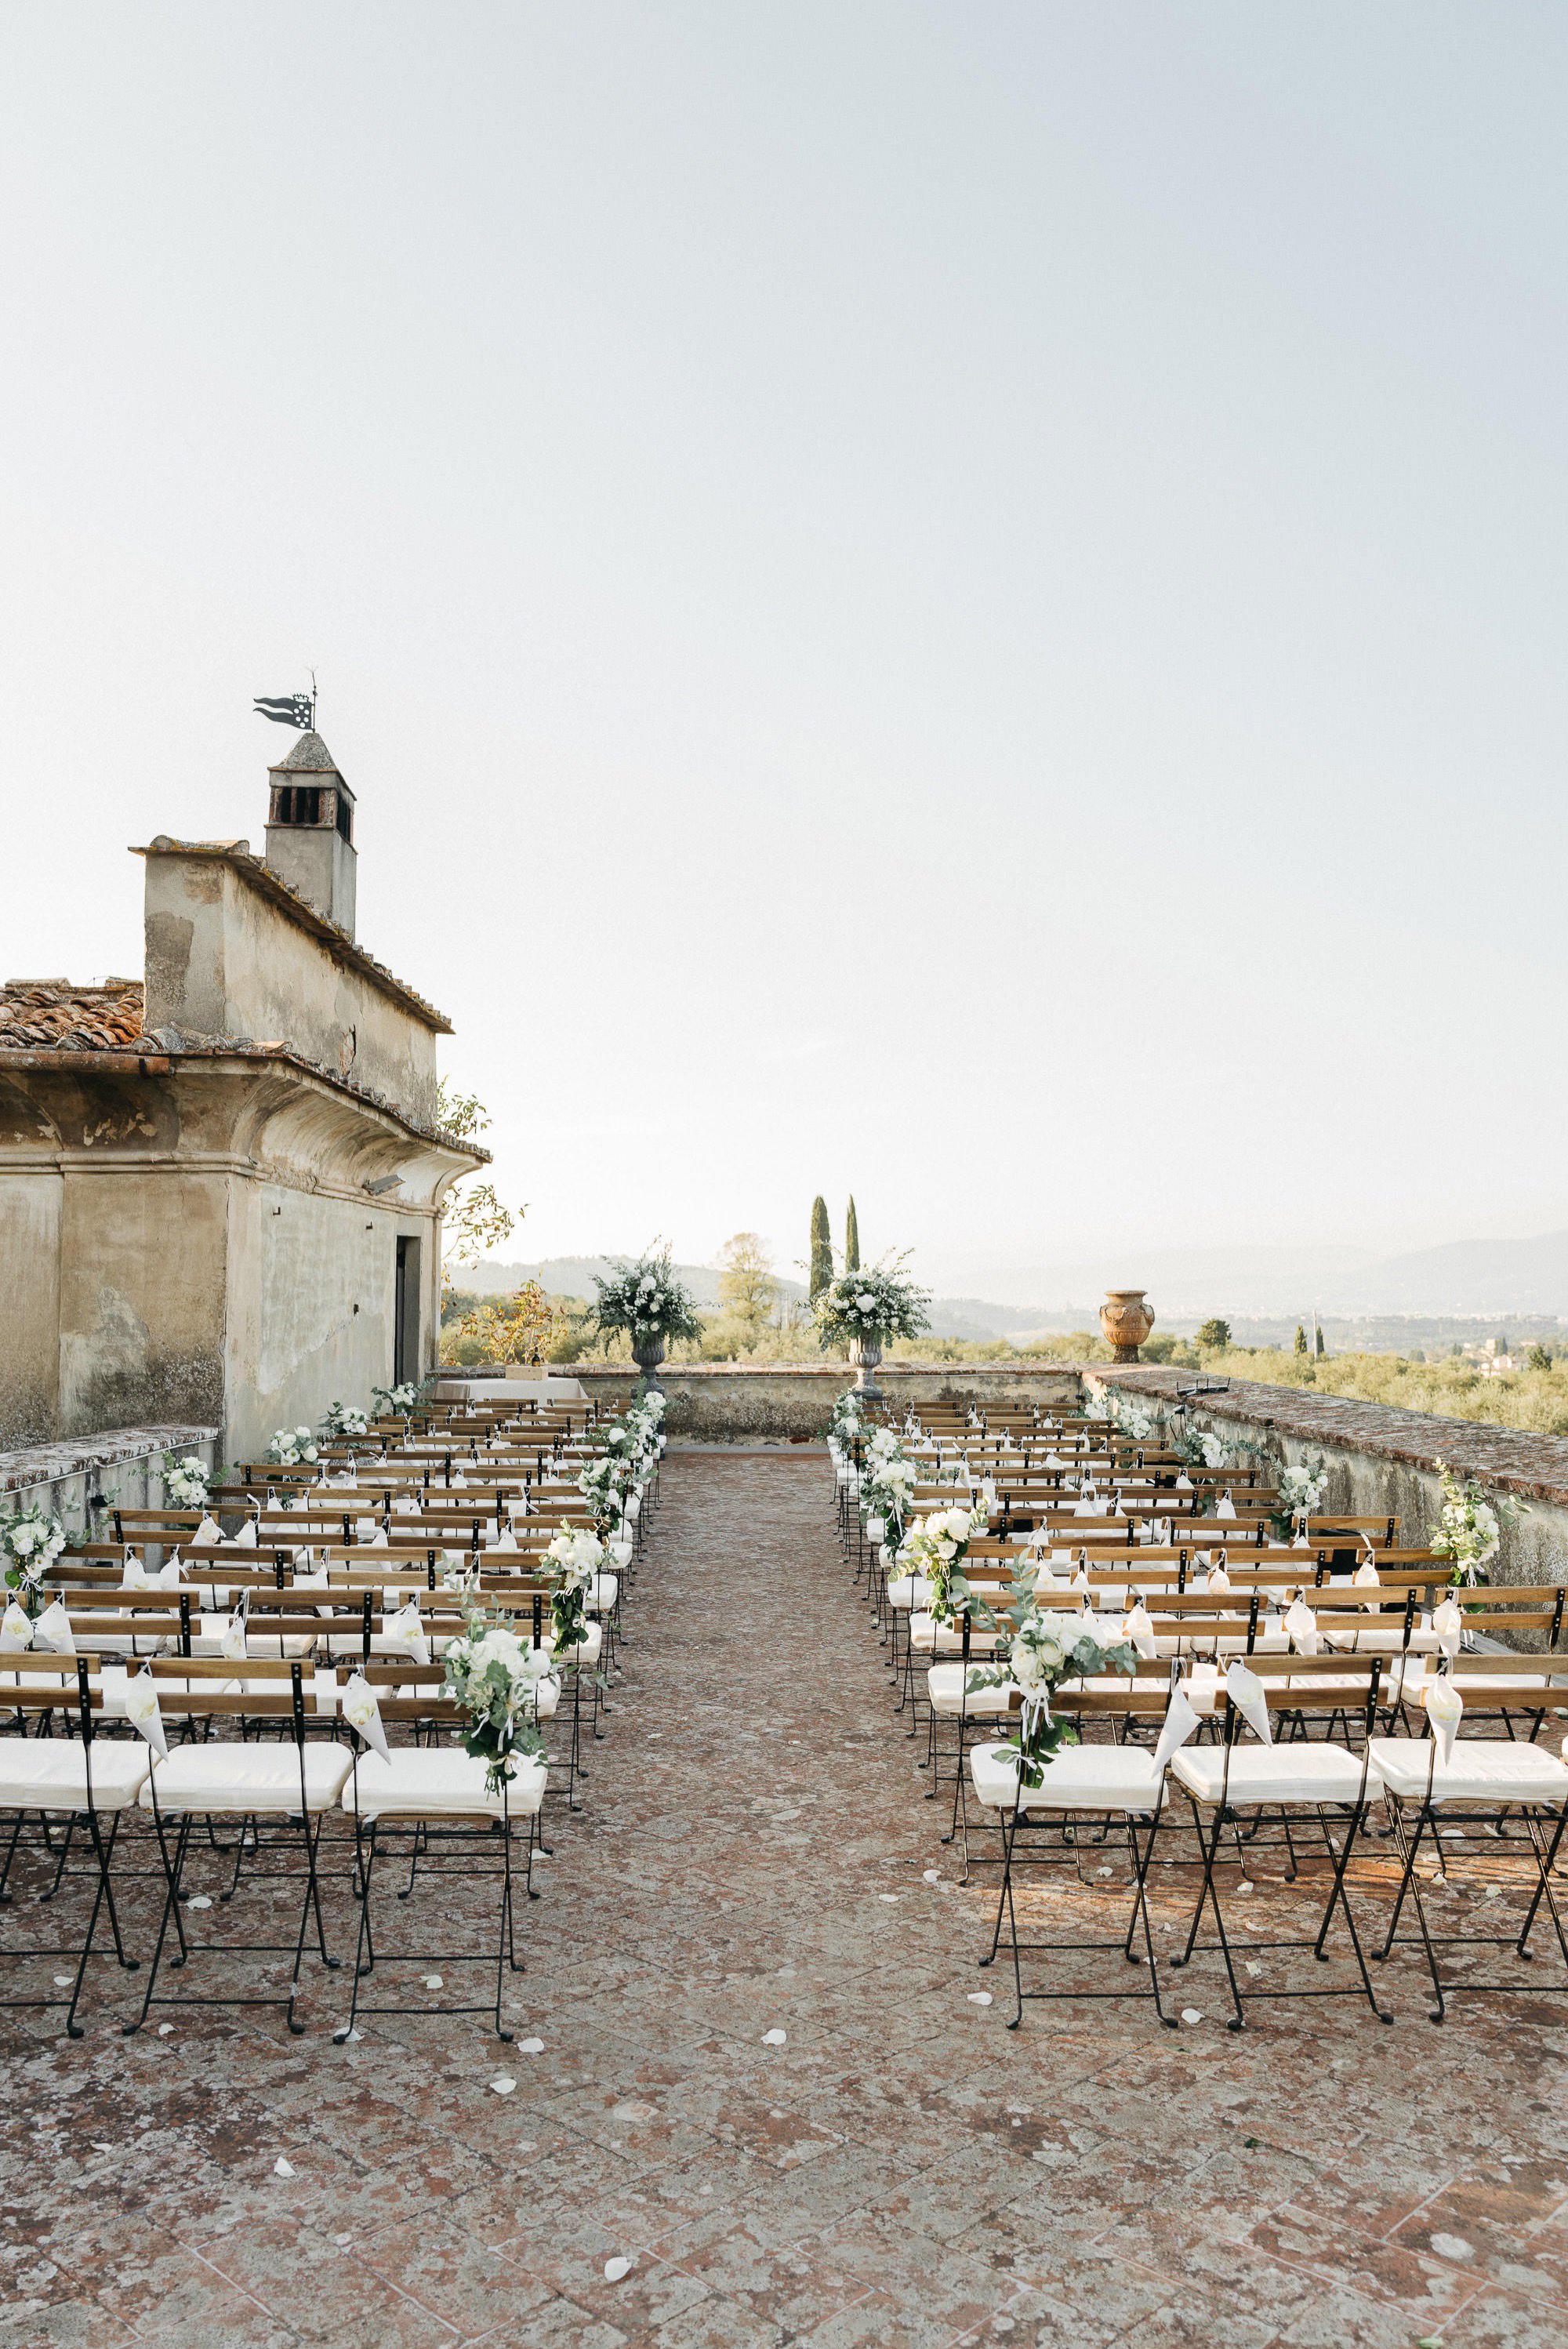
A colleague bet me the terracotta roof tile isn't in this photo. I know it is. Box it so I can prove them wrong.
[0,980,146,1052]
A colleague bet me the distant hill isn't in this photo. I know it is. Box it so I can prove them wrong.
[457,1231,1568,1334]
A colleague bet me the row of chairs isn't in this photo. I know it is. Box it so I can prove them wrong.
[0,1398,661,2039]
[832,1399,1568,2028]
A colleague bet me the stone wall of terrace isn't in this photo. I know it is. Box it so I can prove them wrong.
[517,1361,1087,1443]
[1093,1367,1568,1590]
[0,1423,220,1537]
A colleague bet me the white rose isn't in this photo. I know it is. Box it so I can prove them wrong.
[856,1293,875,1312]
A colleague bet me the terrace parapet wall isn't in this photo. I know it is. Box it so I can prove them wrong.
[1094,1368,1568,1592]
[0,1423,220,1536]
[474,1361,1086,1443]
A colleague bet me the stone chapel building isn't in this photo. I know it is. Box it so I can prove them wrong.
[0,731,483,1463]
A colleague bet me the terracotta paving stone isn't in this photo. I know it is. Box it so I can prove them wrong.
[4,1450,1568,2344]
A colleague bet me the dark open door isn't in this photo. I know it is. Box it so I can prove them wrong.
[394,1236,420,1384]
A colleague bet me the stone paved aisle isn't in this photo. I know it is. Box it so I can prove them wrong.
[2,1453,1567,2347]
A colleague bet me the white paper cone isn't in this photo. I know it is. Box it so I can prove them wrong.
[1225,1661,1273,1745]
[1154,1686,1202,1774]
[342,1671,390,1761]
[1425,1677,1463,1767]
[33,1599,75,1654]
[1284,1599,1319,1656]
[124,1668,169,1759]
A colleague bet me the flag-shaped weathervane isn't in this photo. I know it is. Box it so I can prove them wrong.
[253,689,315,730]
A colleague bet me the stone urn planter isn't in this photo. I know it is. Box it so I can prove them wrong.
[1100,1290,1154,1363]
[848,1334,884,1396]
[632,1338,666,1390]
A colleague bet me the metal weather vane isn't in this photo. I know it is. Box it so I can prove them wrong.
[252,673,317,731]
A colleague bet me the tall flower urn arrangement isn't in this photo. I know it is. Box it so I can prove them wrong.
[813,1257,931,1397]
[590,1245,702,1391]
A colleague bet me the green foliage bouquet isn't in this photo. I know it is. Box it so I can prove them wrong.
[1430,1457,1526,1587]
[542,1527,602,1650]
[966,1595,1138,1788]
[898,1501,989,1626]
[591,1247,702,1354]
[814,1257,931,1352]
[1,1501,67,1600]
[442,1614,552,1795]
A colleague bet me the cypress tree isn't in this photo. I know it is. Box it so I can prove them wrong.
[1294,1324,1308,1356]
[809,1196,833,1299]
[845,1196,861,1273]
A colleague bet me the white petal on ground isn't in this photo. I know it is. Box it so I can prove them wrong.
[603,2256,633,2282]
[423,1975,444,1988]
[761,2028,787,2046]
[53,1975,74,1988]
[273,2158,296,2178]
[922,1868,941,1883]
[967,1991,993,2006]
[490,2075,517,2096]
[518,2037,545,2053]
[186,1895,213,1910]
[877,1893,900,1902]
[1181,2008,1203,2023]
[157,2024,175,2036]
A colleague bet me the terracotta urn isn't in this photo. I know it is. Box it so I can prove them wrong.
[1100,1289,1154,1363]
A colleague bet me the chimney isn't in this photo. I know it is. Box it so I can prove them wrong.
[263,732,358,936]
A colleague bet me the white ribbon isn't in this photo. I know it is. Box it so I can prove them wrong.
[342,1669,390,1760]
[124,1668,169,1759]
[1226,1660,1273,1744]
[1425,1676,1463,1767]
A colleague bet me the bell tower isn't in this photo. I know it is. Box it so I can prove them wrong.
[263,732,358,936]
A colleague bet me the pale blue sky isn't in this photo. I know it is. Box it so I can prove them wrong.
[2,5,1565,1300]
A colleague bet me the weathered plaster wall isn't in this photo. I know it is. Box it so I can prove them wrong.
[143,853,441,1125]
[0,1167,61,1444]
[0,1058,470,1460]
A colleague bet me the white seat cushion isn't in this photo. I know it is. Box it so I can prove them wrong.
[909,1614,1004,1657]
[343,1748,546,1821]
[554,1621,602,1667]
[1171,1745,1367,1808]
[140,1742,354,1814]
[884,1574,932,1611]
[927,1664,1019,1718]
[0,1737,152,1812]
[588,1574,619,1613]
[1368,1736,1568,1806]
[970,1740,1163,1813]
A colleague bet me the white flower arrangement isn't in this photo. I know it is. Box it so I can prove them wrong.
[898,1503,988,1626]
[1270,1457,1330,1539]
[1429,1457,1526,1588]
[966,1596,1138,1787]
[861,1438,917,1548]
[372,1381,420,1417]
[321,1400,371,1441]
[162,1453,210,1509]
[1,1501,67,1598]
[267,1426,321,1467]
[577,1454,633,1536]
[442,1614,553,1793]
[591,1247,702,1351]
[543,1527,603,1650]
[814,1258,931,1353]
[1105,1392,1160,1445]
